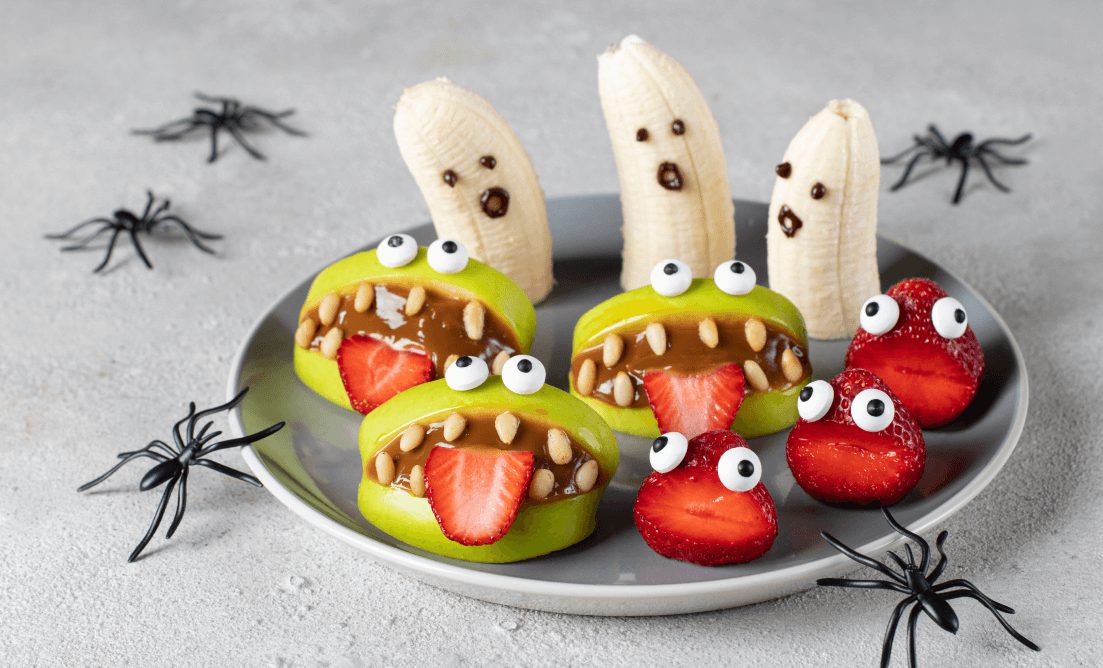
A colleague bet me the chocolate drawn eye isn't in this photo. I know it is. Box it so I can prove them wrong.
[860,295,901,335]
[931,297,968,339]
[811,182,827,199]
[377,233,418,268]
[798,380,834,422]
[713,260,757,296]
[445,355,489,391]
[671,119,685,135]
[776,162,792,178]
[636,128,649,142]
[502,355,545,395]
[650,432,688,473]
[479,155,496,169]
[718,447,761,492]
[650,259,692,297]
[442,170,458,187]
[851,388,895,432]
[427,238,469,274]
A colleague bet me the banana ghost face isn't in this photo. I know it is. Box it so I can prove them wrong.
[440,155,509,218]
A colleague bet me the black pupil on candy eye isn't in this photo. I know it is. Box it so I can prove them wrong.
[737,461,754,477]
[442,241,457,253]
[955,309,966,323]
[730,262,744,274]
[663,263,678,275]
[517,359,533,373]
[456,356,472,368]
[652,436,668,452]
[387,236,403,247]
[866,399,885,417]
[865,302,880,316]
[799,387,813,402]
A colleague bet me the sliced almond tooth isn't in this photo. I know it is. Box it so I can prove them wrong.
[463,301,485,340]
[613,371,634,407]
[528,468,555,501]
[745,318,767,352]
[405,286,426,316]
[374,453,395,485]
[442,412,467,442]
[743,360,770,392]
[320,327,343,359]
[575,358,597,396]
[318,293,341,327]
[781,348,804,383]
[294,319,318,349]
[408,464,426,497]
[602,333,624,368]
[699,317,719,349]
[353,282,374,313]
[443,354,459,371]
[547,428,572,465]
[495,412,520,444]
[399,424,426,452]
[491,350,511,375]
[575,460,599,493]
[645,322,667,356]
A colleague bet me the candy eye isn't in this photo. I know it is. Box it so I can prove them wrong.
[851,388,895,432]
[797,380,834,422]
[931,297,968,339]
[444,355,489,391]
[649,432,688,473]
[427,238,469,274]
[859,295,901,335]
[377,233,418,268]
[650,259,692,297]
[713,260,757,296]
[501,355,545,395]
[718,447,761,492]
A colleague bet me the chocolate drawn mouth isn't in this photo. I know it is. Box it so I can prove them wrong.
[480,187,510,218]
[777,205,803,237]
[657,162,684,191]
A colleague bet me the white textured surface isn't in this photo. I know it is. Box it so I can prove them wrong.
[2,1,1101,665]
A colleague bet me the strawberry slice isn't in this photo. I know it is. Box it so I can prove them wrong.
[425,446,535,546]
[642,363,745,437]
[337,335,434,414]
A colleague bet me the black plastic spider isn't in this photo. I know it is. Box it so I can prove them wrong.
[45,190,221,273]
[133,92,306,162]
[882,124,1031,204]
[78,388,285,562]
[817,508,1039,667]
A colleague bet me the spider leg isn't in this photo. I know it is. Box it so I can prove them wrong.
[195,420,216,441]
[978,146,1028,165]
[165,468,189,538]
[889,152,929,191]
[93,229,123,273]
[198,421,286,456]
[132,116,201,137]
[816,577,910,594]
[887,551,909,572]
[208,125,221,163]
[881,142,924,164]
[226,125,267,161]
[156,215,223,241]
[153,216,219,254]
[193,459,262,487]
[927,124,951,150]
[77,451,167,492]
[882,509,931,572]
[173,403,198,451]
[975,154,1011,192]
[933,579,1014,613]
[45,217,115,240]
[977,133,1032,149]
[128,230,154,270]
[941,591,1040,651]
[821,532,907,584]
[926,531,950,583]
[128,476,178,562]
[243,107,308,136]
[59,224,116,251]
[952,160,971,204]
[880,596,916,668]
[906,604,923,668]
[118,439,176,459]
[192,388,249,423]
[194,91,235,105]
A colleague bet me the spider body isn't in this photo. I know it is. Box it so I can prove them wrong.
[45,190,220,273]
[882,124,1031,204]
[817,508,1039,667]
[78,388,284,562]
[134,92,306,162]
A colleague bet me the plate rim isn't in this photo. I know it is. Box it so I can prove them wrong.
[227,196,1029,613]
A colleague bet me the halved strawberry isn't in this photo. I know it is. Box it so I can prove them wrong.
[642,363,745,438]
[337,335,435,414]
[425,446,535,546]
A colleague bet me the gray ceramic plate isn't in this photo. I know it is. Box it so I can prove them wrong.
[227,195,1027,616]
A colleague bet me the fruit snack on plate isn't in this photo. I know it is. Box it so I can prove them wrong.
[357,355,618,563]
[569,258,811,439]
[293,235,536,414]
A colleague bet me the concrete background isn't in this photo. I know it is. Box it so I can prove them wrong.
[2,0,1100,665]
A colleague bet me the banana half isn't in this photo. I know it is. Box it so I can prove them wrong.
[766,99,881,340]
[598,35,736,291]
[394,78,554,303]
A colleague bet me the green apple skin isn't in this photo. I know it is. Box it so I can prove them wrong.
[570,279,810,439]
[357,377,618,563]
[294,247,537,412]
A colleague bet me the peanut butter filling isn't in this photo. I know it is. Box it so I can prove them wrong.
[368,411,603,504]
[295,282,519,376]
[571,316,810,408]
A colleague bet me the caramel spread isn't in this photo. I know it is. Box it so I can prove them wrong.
[571,316,809,408]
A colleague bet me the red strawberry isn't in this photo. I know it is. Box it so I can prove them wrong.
[786,369,925,506]
[337,335,435,414]
[642,363,745,438]
[846,278,984,428]
[634,430,778,566]
[425,446,535,546]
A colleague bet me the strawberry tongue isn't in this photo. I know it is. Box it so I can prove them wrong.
[337,335,435,415]
[642,363,745,438]
[425,446,535,546]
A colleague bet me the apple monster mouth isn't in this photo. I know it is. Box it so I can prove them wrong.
[657,162,684,191]
[777,204,803,237]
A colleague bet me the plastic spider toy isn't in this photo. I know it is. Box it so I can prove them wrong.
[817,508,1039,667]
[78,388,285,562]
[45,190,221,273]
[133,92,306,162]
[882,124,1031,204]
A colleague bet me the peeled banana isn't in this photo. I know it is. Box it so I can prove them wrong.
[598,35,736,291]
[393,78,554,303]
[766,99,880,340]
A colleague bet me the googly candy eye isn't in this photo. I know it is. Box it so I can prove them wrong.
[444,355,489,391]
[650,259,692,297]
[859,294,901,336]
[797,380,834,422]
[931,296,968,339]
[713,260,757,296]
[427,238,469,274]
[501,355,545,395]
[649,432,688,473]
[377,233,418,268]
[851,388,895,432]
[717,447,761,492]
